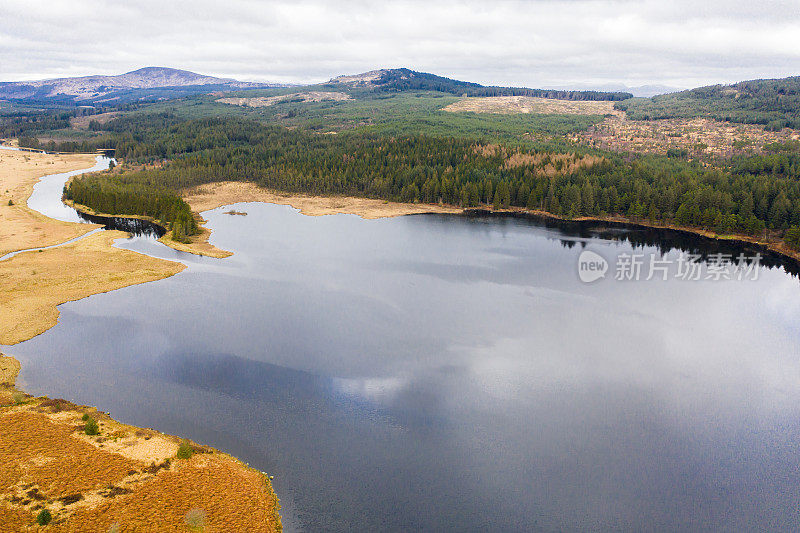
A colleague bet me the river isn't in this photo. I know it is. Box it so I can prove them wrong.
[4,155,800,531]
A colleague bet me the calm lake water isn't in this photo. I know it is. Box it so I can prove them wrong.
[6,199,800,531]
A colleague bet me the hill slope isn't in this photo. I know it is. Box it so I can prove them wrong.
[328,68,632,101]
[615,76,800,129]
[0,67,282,104]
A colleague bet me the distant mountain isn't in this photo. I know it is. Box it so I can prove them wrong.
[0,67,285,105]
[615,76,800,129]
[611,84,683,98]
[328,68,633,101]
[544,83,683,98]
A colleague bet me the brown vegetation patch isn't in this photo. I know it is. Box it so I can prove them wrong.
[63,454,281,532]
[0,505,30,531]
[473,143,605,175]
[0,355,20,388]
[0,355,22,406]
[0,404,281,531]
[579,116,800,157]
[37,398,79,414]
[443,96,620,116]
[218,91,351,108]
[0,410,142,498]
[70,112,119,130]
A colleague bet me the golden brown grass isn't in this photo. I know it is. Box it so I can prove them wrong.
[0,230,185,345]
[0,401,281,532]
[0,150,97,256]
[0,354,21,406]
[66,454,281,532]
[183,181,461,219]
[0,355,20,387]
[0,410,142,497]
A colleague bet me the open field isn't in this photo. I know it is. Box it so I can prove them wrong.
[69,111,120,130]
[443,95,620,116]
[0,230,185,345]
[183,181,463,218]
[217,91,351,107]
[0,149,97,256]
[436,96,800,158]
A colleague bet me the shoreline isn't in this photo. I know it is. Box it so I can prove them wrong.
[63,198,234,259]
[0,352,281,531]
[0,229,187,346]
[7,153,797,528]
[182,181,800,271]
[497,208,800,268]
[64,176,800,276]
[0,152,281,530]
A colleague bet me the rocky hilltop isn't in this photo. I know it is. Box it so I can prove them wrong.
[0,67,283,103]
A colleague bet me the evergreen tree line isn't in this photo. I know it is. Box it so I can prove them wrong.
[65,174,198,241]
[371,69,632,101]
[18,136,93,153]
[58,116,800,250]
[0,110,75,139]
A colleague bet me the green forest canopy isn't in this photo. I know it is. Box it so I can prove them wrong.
[616,76,800,130]
[64,115,800,249]
[362,68,633,101]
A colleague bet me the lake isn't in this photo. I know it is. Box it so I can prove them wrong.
[6,198,800,531]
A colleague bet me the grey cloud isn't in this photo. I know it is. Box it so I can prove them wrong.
[0,0,798,88]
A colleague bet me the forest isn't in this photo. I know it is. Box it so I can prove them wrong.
[63,115,800,249]
[0,108,77,138]
[616,77,800,130]
[65,172,199,242]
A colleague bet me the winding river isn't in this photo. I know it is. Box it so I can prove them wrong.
[0,152,165,261]
[4,154,800,531]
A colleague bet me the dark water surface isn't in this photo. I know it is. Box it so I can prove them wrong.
[7,203,800,532]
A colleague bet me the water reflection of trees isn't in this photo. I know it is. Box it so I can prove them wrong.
[463,210,800,279]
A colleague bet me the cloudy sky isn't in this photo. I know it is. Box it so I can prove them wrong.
[1,0,799,90]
